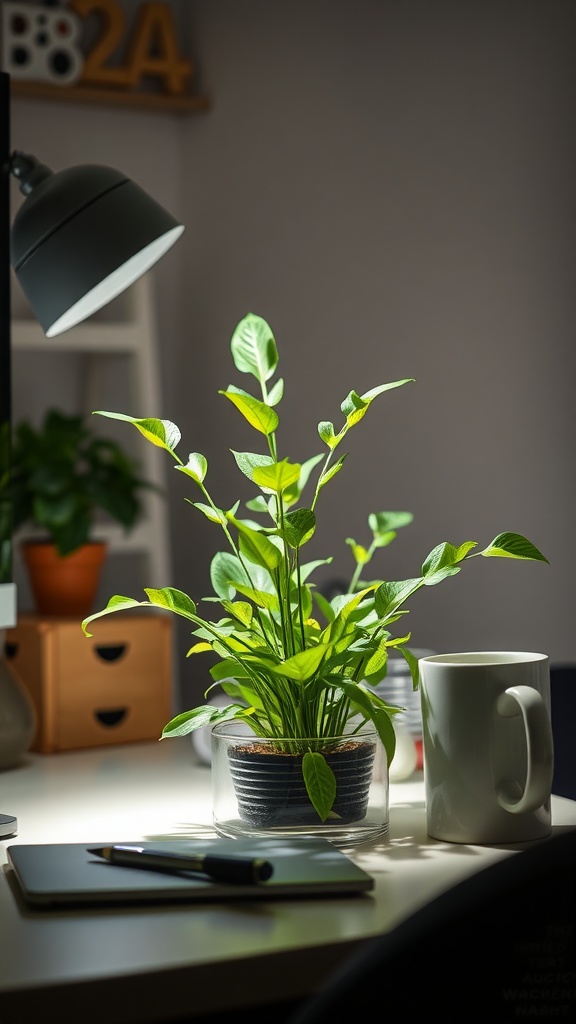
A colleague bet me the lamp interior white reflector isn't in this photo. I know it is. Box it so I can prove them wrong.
[46,225,184,337]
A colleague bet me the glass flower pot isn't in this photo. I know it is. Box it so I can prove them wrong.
[211,720,389,847]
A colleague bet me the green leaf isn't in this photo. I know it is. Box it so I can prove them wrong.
[335,682,397,766]
[479,532,549,563]
[230,450,275,482]
[143,587,197,619]
[374,578,424,617]
[230,313,279,383]
[175,452,207,483]
[252,459,301,494]
[282,453,324,506]
[191,501,227,525]
[51,510,91,555]
[422,541,477,576]
[394,646,420,690]
[302,752,336,822]
[363,636,390,678]
[215,635,257,654]
[94,412,181,453]
[369,705,397,767]
[314,590,335,623]
[32,490,74,525]
[340,390,369,427]
[220,601,254,626]
[245,494,269,513]
[230,650,284,677]
[267,644,329,682]
[283,508,316,548]
[162,706,220,736]
[423,566,461,585]
[323,588,375,645]
[267,377,284,406]
[453,540,477,561]
[232,583,279,611]
[318,421,338,449]
[372,531,396,549]
[340,379,414,428]
[228,515,283,571]
[361,379,415,401]
[318,455,347,489]
[346,539,369,565]
[210,659,249,682]
[210,552,250,600]
[82,595,143,636]
[161,703,246,738]
[220,388,279,435]
[298,557,333,583]
[368,511,414,535]
[299,583,314,621]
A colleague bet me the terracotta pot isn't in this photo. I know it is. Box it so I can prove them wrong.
[22,541,107,618]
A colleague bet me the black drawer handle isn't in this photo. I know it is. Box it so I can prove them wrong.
[94,708,127,727]
[94,644,127,663]
[4,642,17,659]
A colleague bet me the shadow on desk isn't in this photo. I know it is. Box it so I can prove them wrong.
[161,828,576,1024]
[283,826,576,1024]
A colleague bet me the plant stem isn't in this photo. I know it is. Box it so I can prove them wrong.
[198,479,280,654]
[293,551,306,651]
[310,449,334,512]
[348,538,377,593]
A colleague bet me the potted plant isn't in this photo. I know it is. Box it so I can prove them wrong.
[11,408,154,617]
[82,313,547,840]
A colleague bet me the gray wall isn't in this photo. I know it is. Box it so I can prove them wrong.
[10,0,576,712]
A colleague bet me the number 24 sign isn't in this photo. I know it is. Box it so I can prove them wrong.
[2,0,194,97]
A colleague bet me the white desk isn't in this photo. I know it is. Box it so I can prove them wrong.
[2,739,576,1024]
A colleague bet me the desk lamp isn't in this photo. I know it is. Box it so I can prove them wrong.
[0,70,184,832]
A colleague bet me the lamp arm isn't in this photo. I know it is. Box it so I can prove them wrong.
[10,152,52,197]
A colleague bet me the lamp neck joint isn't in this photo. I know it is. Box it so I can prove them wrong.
[10,151,52,196]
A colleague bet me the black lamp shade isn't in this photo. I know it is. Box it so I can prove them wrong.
[11,164,184,336]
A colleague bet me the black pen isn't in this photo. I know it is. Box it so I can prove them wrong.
[87,845,274,884]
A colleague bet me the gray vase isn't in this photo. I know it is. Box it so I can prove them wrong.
[0,637,36,770]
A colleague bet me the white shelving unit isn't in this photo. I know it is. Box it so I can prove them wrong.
[11,275,172,590]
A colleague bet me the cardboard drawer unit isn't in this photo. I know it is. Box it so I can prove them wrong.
[5,613,173,753]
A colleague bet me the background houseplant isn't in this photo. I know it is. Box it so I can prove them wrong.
[12,408,154,616]
[82,313,548,828]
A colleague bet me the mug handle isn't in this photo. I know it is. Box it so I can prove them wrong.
[495,685,554,814]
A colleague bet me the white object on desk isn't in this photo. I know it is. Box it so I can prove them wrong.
[0,813,17,838]
[388,721,418,782]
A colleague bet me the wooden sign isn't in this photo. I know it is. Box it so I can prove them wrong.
[2,0,209,112]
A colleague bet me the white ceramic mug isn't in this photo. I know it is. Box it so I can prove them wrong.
[419,652,554,844]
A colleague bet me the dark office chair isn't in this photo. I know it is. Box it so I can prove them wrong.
[286,827,576,1024]
[550,663,576,799]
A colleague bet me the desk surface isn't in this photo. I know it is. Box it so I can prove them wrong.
[2,739,576,1024]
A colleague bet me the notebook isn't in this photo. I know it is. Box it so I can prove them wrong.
[6,837,374,907]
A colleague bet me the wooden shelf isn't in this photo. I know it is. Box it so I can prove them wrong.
[12,277,173,589]
[13,317,147,353]
[11,79,211,114]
